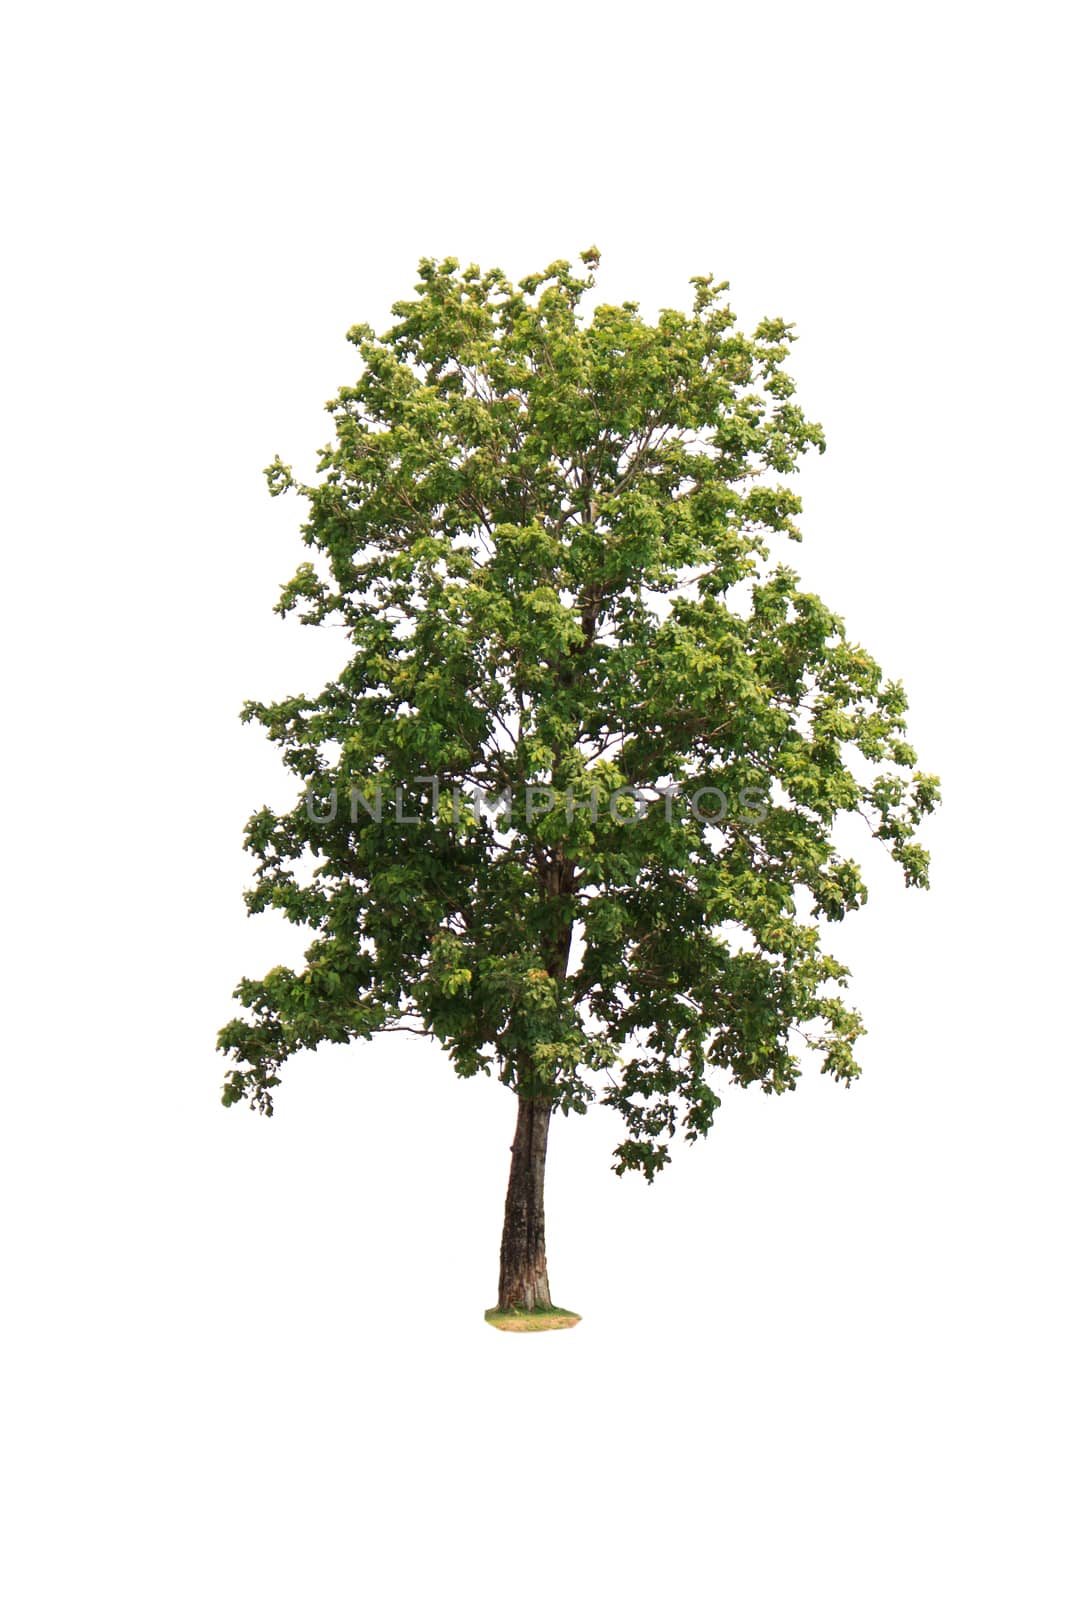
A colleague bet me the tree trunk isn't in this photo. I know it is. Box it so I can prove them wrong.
[496,1096,553,1312]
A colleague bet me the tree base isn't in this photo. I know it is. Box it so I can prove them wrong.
[484,1306,581,1333]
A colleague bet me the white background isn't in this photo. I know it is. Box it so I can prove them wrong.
[2,3,1063,1595]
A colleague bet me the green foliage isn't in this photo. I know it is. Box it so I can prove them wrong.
[218,251,939,1174]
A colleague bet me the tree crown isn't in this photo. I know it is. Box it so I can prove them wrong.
[218,251,939,1178]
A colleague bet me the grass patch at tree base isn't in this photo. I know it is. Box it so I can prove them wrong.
[484,1306,582,1333]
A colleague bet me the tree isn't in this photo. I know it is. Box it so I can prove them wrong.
[218,250,939,1323]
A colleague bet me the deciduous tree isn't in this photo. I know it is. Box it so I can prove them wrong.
[218,251,938,1322]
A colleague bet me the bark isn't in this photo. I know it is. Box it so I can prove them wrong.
[496,1095,553,1312]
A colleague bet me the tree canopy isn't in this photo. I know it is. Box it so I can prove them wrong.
[218,249,938,1182]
